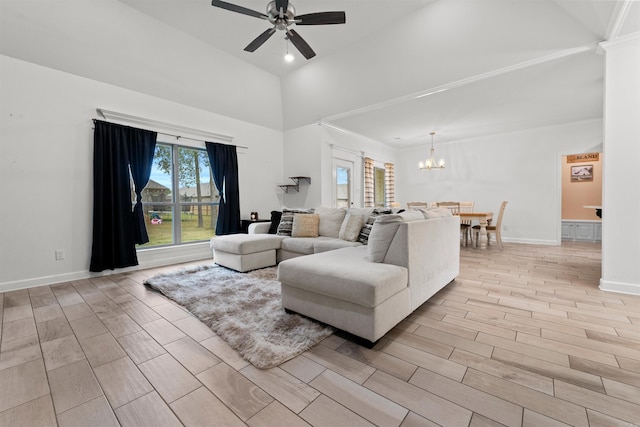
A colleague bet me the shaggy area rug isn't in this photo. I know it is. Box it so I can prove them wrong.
[143,264,334,369]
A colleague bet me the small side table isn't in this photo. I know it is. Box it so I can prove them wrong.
[240,219,271,234]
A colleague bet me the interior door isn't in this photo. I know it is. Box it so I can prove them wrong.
[333,158,354,208]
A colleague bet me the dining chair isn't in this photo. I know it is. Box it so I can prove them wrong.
[473,201,508,249]
[459,201,474,246]
[406,201,428,210]
[436,201,461,215]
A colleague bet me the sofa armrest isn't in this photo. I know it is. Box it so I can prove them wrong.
[249,222,271,234]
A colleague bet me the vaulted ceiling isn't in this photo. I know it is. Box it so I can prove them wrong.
[2,0,639,147]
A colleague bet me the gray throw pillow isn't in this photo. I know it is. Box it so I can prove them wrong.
[339,214,365,242]
[367,214,403,262]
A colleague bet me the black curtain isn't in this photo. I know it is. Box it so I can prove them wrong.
[90,120,157,272]
[206,142,241,235]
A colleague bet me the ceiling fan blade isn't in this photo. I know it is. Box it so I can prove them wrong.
[295,11,346,25]
[211,0,268,20]
[275,0,289,17]
[287,29,315,59]
[244,28,276,52]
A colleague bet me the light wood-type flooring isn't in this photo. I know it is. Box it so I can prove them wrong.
[1,241,639,427]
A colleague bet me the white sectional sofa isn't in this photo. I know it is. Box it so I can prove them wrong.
[211,207,460,345]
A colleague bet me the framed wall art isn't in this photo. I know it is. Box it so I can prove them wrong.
[571,164,593,182]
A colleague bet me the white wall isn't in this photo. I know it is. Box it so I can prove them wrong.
[600,36,640,295]
[281,124,398,209]
[0,55,284,291]
[395,119,603,245]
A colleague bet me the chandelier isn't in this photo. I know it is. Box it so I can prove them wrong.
[419,132,445,170]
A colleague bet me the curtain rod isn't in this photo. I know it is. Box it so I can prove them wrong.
[95,108,248,149]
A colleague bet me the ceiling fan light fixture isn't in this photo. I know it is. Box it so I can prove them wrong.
[284,39,294,62]
[419,132,445,170]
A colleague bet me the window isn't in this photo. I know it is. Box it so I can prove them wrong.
[374,167,386,207]
[136,143,219,247]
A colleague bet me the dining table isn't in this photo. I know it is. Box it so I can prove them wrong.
[458,212,493,250]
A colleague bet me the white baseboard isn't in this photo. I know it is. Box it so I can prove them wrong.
[599,279,640,296]
[502,237,560,246]
[0,243,213,293]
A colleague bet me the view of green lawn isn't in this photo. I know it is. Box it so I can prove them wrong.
[139,211,216,247]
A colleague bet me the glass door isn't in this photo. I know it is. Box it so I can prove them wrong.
[333,158,353,208]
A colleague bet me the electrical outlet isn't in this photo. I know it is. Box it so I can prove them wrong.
[55,249,65,260]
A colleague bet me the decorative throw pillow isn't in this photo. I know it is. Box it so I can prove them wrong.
[268,211,282,234]
[367,215,403,263]
[339,214,365,242]
[291,214,320,238]
[315,206,347,238]
[276,208,314,236]
[357,208,393,245]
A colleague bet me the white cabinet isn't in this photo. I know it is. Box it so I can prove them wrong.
[561,221,602,242]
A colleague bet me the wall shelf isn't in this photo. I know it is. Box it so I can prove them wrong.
[278,176,311,193]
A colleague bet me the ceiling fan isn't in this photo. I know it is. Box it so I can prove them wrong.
[211,0,346,59]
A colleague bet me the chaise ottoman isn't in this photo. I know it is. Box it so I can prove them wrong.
[211,234,284,272]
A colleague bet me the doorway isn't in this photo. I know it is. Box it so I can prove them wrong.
[333,158,354,208]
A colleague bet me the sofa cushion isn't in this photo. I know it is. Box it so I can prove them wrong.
[268,211,282,234]
[368,215,403,262]
[277,208,314,236]
[339,213,364,242]
[211,234,283,255]
[313,238,362,253]
[292,214,320,238]
[281,237,317,255]
[397,210,425,222]
[277,246,408,308]
[315,206,347,238]
[419,207,453,219]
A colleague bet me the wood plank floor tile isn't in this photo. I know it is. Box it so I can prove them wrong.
[2,304,33,323]
[114,391,182,427]
[413,324,494,357]
[311,369,407,427]
[119,301,162,325]
[172,315,216,342]
[163,336,221,375]
[299,394,374,427]
[141,318,186,345]
[409,367,523,426]
[199,334,249,371]
[152,302,191,322]
[93,357,154,408]
[56,395,119,427]
[68,314,108,340]
[61,302,94,321]
[138,353,201,403]
[40,334,85,371]
[101,313,142,338]
[33,305,65,323]
[47,359,103,414]
[1,317,37,344]
[0,359,50,412]
[170,386,245,427]
[280,354,326,383]
[247,401,312,427]
[197,362,273,421]
[381,340,468,381]
[0,394,56,427]
[476,332,570,367]
[335,340,418,381]
[0,335,41,371]
[399,411,440,427]
[364,369,472,427]
[462,368,589,427]
[586,409,638,427]
[554,380,640,425]
[80,332,127,368]
[522,409,572,427]
[241,364,320,414]
[304,342,376,384]
[117,330,166,364]
[491,347,605,393]
[36,317,73,343]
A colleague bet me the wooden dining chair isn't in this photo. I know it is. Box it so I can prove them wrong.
[473,201,508,249]
[436,201,461,215]
[407,201,428,210]
[459,201,474,246]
